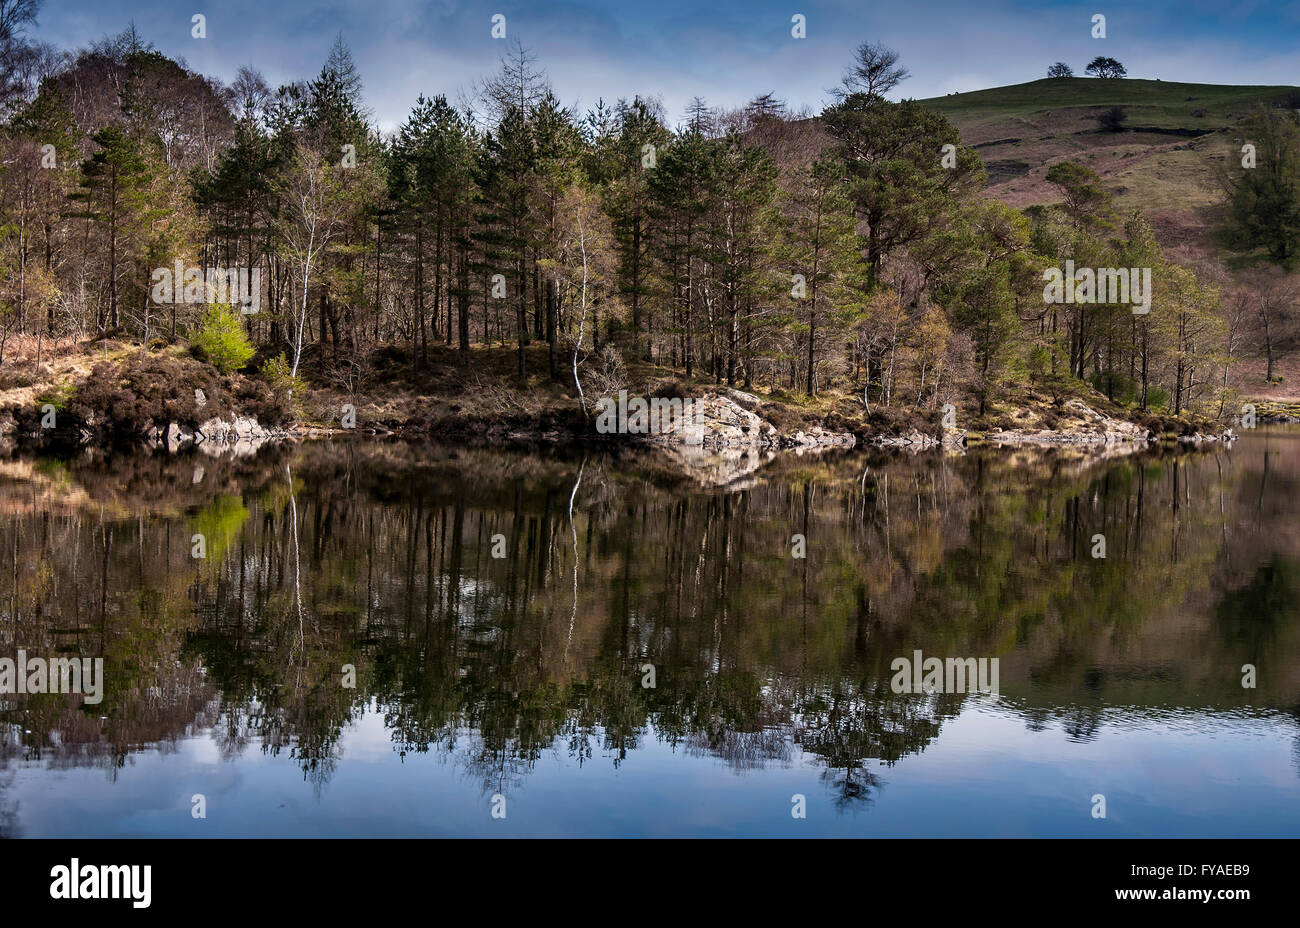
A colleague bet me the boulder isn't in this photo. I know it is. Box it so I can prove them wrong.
[165,422,194,454]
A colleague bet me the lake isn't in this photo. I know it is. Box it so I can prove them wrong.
[1,430,1298,837]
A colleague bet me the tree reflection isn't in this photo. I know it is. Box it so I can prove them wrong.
[1,436,1299,816]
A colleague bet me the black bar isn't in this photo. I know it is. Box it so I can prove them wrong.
[1,838,1274,915]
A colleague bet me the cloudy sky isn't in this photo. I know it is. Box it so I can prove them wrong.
[30,0,1300,130]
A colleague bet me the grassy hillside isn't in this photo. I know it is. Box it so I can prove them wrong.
[919,77,1300,248]
[921,77,1298,129]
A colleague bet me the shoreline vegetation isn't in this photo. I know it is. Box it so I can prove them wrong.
[3,21,1299,473]
[0,335,1243,481]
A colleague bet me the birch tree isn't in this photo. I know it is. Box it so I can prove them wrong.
[276,143,348,380]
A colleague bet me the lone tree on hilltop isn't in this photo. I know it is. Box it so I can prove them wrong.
[1085,56,1126,79]
[1047,62,1073,78]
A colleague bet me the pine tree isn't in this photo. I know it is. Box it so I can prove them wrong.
[70,125,155,330]
[782,154,864,395]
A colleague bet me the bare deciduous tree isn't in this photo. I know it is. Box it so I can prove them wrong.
[276,144,349,381]
[834,41,909,99]
[1242,267,1300,383]
[475,38,548,127]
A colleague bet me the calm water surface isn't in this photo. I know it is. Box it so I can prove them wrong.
[2,430,1299,837]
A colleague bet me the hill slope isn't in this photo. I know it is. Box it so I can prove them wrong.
[919,77,1300,249]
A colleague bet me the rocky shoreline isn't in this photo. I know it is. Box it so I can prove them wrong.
[0,388,1243,472]
[152,415,289,456]
[615,391,1237,452]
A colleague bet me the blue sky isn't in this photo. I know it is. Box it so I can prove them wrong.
[30,0,1300,130]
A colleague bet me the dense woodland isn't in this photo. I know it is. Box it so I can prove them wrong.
[2,0,1299,424]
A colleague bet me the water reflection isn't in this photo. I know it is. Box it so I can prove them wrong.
[1,431,1299,836]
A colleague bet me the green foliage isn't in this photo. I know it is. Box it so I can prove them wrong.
[67,125,163,330]
[780,154,869,395]
[36,381,77,412]
[1045,161,1114,231]
[821,94,985,286]
[587,96,671,356]
[192,494,250,567]
[193,303,255,373]
[1219,105,1300,267]
[261,352,304,398]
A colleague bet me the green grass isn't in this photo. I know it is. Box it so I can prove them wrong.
[918,77,1300,132]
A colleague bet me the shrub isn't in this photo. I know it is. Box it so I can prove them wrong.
[582,344,626,401]
[36,381,77,412]
[260,352,303,396]
[0,367,38,390]
[252,353,303,425]
[193,303,255,373]
[650,378,688,400]
[759,401,808,433]
[863,406,932,436]
[1098,106,1128,132]
[71,357,228,440]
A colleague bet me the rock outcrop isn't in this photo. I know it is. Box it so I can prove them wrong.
[867,428,954,448]
[148,414,281,457]
[983,399,1153,445]
[611,389,856,486]
[638,390,857,452]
